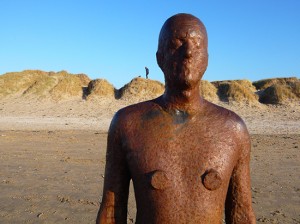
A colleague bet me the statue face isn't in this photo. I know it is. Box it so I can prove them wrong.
[157,15,208,90]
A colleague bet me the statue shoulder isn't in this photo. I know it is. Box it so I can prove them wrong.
[205,101,249,139]
[204,103,251,159]
[215,104,251,154]
[109,100,159,131]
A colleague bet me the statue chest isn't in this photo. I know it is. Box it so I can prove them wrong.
[123,122,238,191]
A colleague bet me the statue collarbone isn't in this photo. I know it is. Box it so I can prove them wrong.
[172,109,189,124]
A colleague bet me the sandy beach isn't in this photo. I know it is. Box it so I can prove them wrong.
[0,97,299,223]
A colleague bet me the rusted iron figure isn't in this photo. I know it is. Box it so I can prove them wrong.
[97,13,256,224]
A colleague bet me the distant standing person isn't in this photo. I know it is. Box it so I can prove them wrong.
[145,66,149,79]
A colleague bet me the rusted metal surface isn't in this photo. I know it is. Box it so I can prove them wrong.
[97,13,256,224]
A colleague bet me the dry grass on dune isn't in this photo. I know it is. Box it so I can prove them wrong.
[75,74,91,86]
[259,83,299,104]
[0,70,90,101]
[86,79,115,99]
[118,77,164,101]
[200,80,219,102]
[213,80,258,105]
[1,70,298,105]
[255,77,300,104]
[22,75,57,98]
[0,70,49,97]
[234,79,257,92]
[290,81,300,97]
[49,72,87,101]
[227,82,258,104]
[253,77,298,90]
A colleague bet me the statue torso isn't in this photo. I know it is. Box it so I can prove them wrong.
[117,99,244,223]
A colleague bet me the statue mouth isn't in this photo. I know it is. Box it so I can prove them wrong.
[178,62,191,79]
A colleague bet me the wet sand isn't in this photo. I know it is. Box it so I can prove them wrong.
[0,130,299,223]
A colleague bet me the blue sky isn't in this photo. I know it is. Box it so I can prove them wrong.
[1,1,299,88]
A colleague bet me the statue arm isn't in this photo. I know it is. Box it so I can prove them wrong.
[96,115,131,224]
[225,126,256,224]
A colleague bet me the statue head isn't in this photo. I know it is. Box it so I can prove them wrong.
[156,13,208,90]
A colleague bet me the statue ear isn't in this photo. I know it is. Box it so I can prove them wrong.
[156,51,164,69]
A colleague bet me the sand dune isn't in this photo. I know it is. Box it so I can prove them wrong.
[1,70,299,105]
[0,70,299,134]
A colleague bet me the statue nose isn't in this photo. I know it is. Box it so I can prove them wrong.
[183,40,193,58]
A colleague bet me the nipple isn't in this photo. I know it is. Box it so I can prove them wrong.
[202,169,222,191]
[150,170,170,190]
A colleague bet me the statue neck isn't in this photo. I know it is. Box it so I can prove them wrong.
[161,85,203,116]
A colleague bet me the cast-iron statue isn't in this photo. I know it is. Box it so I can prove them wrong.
[97,13,256,224]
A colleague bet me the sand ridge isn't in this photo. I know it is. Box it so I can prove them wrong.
[1,70,299,104]
[0,96,299,135]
